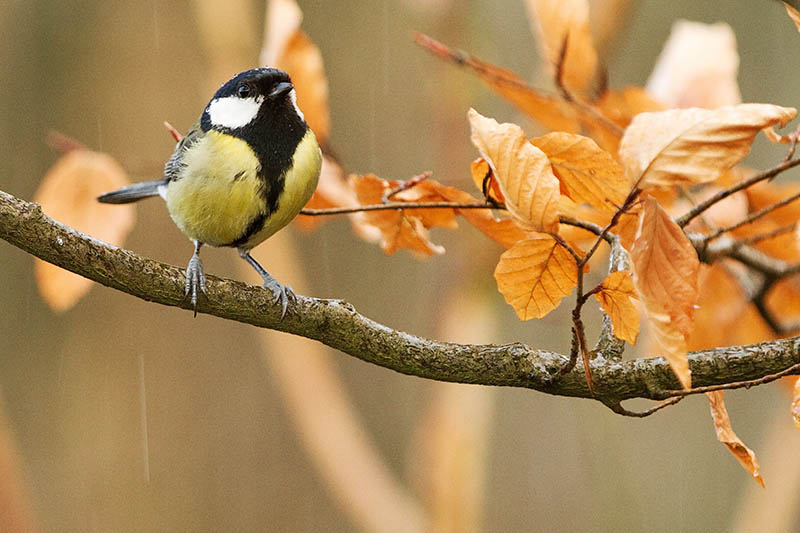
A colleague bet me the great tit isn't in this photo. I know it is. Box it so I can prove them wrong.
[98,67,321,317]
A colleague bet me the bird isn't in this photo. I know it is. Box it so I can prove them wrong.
[98,67,322,318]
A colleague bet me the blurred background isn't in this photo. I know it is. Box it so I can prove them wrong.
[1,0,800,531]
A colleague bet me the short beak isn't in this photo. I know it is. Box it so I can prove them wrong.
[269,81,293,99]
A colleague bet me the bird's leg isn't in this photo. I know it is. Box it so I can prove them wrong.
[238,248,294,319]
[184,240,207,317]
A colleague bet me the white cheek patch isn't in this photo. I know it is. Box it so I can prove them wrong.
[288,89,305,122]
[207,95,264,129]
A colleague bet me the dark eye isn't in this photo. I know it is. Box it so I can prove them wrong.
[237,84,252,98]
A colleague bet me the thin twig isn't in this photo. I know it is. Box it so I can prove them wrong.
[604,397,684,418]
[677,186,716,232]
[783,122,800,161]
[738,223,796,246]
[580,188,641,267]
[300,201,501,216]
[705,187,800,242]
[551,233,584,264]
[557,188,640,393]
[677,157,800,228]
[558,217,607,238]
[657,362,800,399]
[413,32,623,136]
[381,171,432,203]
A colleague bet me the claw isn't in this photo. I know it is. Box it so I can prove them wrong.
[184,241,206,317]
[239,248,292,319]
[264,279,295,318]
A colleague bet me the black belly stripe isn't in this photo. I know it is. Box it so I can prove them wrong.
[231,213,267,248]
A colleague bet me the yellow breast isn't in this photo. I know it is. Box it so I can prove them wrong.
[165,129,321,249]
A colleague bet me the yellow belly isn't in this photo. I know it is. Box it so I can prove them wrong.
[165,129,321,248]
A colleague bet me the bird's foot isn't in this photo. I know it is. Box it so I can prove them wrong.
[263,277,295,319]
[184,253,207,317]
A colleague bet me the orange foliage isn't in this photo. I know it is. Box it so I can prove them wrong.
[707,391,765,487]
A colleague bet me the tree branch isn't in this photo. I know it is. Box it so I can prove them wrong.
[2,189,799,406]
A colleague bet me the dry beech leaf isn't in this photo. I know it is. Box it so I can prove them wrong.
[646,20,741,109]
[689,186,749,232]
[792,377,800,429]
[414,33,580,132]
[765,276,800,326]
[494,234,578,320]
[530,132,629,212]
[468,109,561,233]
[614,204,641,252]
[261,0,330,144]
[473,65,580,133]
[630,196,699,389]
[524,0,598,95]
[437,186,527,248]
[393,180,460,230]
[351,174,447,256]
[593,270,640,344]
[33,150,135,312]
[619,104,797,188]
[582,86,664,154]
[707,391,765,487]
[785,2,800,32]
[460,214,527,249]
[690,264,773,351]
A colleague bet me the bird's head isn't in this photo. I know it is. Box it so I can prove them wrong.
[201,67,305,133]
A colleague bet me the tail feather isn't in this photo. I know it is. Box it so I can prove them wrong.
[97,179,168,204]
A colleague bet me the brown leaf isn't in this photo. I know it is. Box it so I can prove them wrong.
[619,104,797,189]
[351,174,450,256]
[785,2,800,33]
[630,196,699,389]
[414,33,580,132]
[707,391,765,487]
[530,132,629,212]
[792,377,800,429]
[33,150,135,312]
[524,0,598,95]
[393,181,460,230]
[261,0,330,144]
[582,87,664,154]
[687,186,749,232]
[743,181,800,262]
[494,235,578,320]
[468,109,561,233]
[689,264,773,351]
[462,215,527,249]
[593,270,640,344]
[646,21,741,109]
[428,181,528,249]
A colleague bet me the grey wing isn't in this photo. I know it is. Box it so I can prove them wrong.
[165,122,204,182]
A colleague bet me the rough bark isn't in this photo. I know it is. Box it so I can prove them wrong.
[2,189,799,407]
